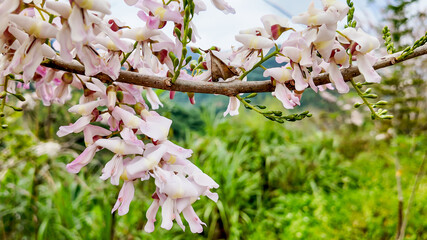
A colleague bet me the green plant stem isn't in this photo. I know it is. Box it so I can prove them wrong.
[236,95,263,114]
[171,29,192,83]
[0,77,9,113]
[121,41,139,66]
[239,48,280,80]
[349,79,381,119]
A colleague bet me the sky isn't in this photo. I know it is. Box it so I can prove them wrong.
[110,0,382,50]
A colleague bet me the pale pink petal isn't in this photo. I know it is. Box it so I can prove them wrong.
[235,34,274,49]
[144,199,160,232]
[261,14,289,37]
[139,111,172,141]
[146,88,163,110]
[357,54,381,83]
[291,65,309,91]
[57,115,92,137]
[282,47,302,63]
[83,125,111,145]
[9,15,57,38]
[100,154,124,185]
[328,62,349,93]
[66,144,98,173]
[74,0,111,14]
[124,0,139,5]
[274,83,296,109]
[263,67,293,83]
[160,198,174,230]
[223,97,240,117]
[112,181,135,215]
[211,0,235,14]
[205,191,219,202]
[182,206,206,233]
[45,1,72,19]
[68,5,89,42]
[125,145,167,176]
[161,140,193,159]
[192,171,219,188]
[112,106,145,129]
[160,175,199,199]
[120,127,144,147]
[96,138,144,155]
[120,27,161,41]
[314,25,335,59]
[68,99,102,115]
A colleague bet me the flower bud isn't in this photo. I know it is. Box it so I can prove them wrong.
[116,91,124,102]
[10,106,23,112]
[187,92,195,105]
[107,85,117,111]
[381,115,394,119]
[62,72,74,84]
[134,102,145,115]
[190,47,202,54]
[12,93,26,102]
[375,100,388,106]
[246,93,258,99]
[209,46,221,51]
[354,102,362,108]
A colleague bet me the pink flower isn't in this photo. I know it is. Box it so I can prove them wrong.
[68,99,104,116]
[5,15,57,83]
[96,137,144,155]
[223,97,240,117]
[83,124,112,146]
[264,67,300,109]
[112,181,135,215]
[139,109,172,141]
[261,14,290,40]
[235,34,275,50]
[274,83,300,109]
[0,0,19,34]
[120,127,145,148]
[263,67,293,83]
[144,198,160,232]
[74,0,111,14]
[125,144,167,176]
[100,154,124,185]
[145,87,163,109]
[292,1,346,27]
[139,0,182,28]
[182,206,206,233]
[211,0,235,14]
[338,28,381,83]
[66,143,98,173]
[57,115,92,137]
[112,106,145,129]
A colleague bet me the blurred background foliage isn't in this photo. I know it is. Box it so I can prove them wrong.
[1,0,427,239]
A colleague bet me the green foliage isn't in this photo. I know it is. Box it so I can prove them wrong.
[1,102,426,239]
[373,0,427,135]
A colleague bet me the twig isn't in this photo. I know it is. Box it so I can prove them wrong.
[394,155,404,239]
[398,153,427,240]
[41,44,427,96]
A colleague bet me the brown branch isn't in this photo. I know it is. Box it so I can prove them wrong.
[41,44,427,96]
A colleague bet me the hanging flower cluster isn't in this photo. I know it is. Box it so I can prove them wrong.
[0,0,383,233]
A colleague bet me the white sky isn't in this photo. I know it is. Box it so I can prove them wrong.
[110,0,381,49]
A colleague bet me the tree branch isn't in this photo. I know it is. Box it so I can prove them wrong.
[41,44,427,96]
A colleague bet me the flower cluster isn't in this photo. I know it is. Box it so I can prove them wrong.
[0,0,383,234]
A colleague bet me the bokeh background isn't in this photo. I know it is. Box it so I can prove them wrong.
[1,0,427,239]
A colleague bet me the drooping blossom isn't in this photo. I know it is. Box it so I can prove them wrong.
[338,27,381,83]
